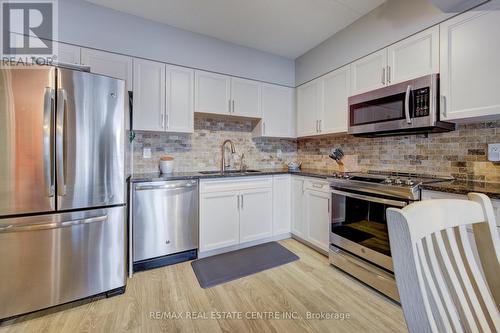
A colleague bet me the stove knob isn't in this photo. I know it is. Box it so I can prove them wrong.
[394,178,403,185]
[404,179,415,186]
[343,174,350,179]
[383,178,393,184]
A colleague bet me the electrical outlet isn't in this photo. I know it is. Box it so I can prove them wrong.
[488,143,500,162]
[277,149,282,160]
[143,147,152,159]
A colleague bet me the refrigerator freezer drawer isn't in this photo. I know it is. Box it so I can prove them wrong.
[133,180,199,263]
[0,206,126,319]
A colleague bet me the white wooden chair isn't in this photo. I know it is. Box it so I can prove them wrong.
[387,193,500,333]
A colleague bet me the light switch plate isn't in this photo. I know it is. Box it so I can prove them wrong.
[488,143,500,162]
[143,147,152,159]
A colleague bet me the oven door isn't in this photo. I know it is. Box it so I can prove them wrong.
[330,189,408,272]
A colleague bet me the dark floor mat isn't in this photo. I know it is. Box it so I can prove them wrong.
[191,242,299,288]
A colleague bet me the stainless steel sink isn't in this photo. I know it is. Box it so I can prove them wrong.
[199,169,262,175]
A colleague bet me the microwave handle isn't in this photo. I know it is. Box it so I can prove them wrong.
[404,85,412,124]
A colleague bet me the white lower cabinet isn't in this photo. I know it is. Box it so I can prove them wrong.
[199,177,273,253]
[239,188,273,242]
[291,177,307,238]
[272,175,291,235]
[200,191,240,252]
[291,176,331,253]
[305,189,331,252]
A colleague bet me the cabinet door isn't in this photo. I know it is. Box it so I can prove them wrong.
[81,48,133,91]
[200,191,240,252]
[239,188,273,243]
[231,78,261,118]
[297,79,322,137]
[305,190,331,252]
[350,49,387,96]
[165,65,194,133]
[321,65,350,134]
[440,7,500,121]
[260,84,295,138]
[272,175,291,235]
[132,59,166,132]
[194,70,231,115]
[291,177,306,238]
[55,42,80,64]
[387,26,439,85]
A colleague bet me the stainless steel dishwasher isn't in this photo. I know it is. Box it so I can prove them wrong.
[132,179,198,272]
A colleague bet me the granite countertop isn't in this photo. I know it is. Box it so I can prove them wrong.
[129,168,332,183]
[421,180,500,200]
[129,168,500,199]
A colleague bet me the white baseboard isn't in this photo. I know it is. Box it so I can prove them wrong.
[198,233,291,258]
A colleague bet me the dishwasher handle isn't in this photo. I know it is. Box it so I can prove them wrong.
[135,181,197,191]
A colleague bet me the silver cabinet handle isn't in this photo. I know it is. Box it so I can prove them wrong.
[0,215,107,233]
[316,120,319,133]
[319,120,322,133]
[328,198,330,213]
[228,100,231,113]
[387,66,391,84]
[166,113,170,129]
[160,112,165,129]
[263,122,266,135]
[404,85,412,124]
[43,87,55,197]
[382,67,386,85]
[237,194,240,209]
[441,95,447,118]
[135,182,197,191]
[56,88,67,196]
[241,194,244,209]
[312,183,324,188]
[232,100,235,113]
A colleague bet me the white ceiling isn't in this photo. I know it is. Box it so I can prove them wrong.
[85,0,386,59]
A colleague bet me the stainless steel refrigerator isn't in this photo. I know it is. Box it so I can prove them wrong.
[0,66,126,319]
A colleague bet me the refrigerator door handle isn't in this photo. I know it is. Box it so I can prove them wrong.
[43,87,55,197]
[0,215,108,233]
[56,88,68,196]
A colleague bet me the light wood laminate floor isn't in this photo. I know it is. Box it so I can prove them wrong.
[0,239,407,333]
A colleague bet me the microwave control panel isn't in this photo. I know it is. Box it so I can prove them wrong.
[413,87,430,117]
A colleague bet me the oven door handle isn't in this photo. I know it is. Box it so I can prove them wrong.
[330,189,408,208]
[405,85,412,124]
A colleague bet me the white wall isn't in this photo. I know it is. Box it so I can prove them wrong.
[295,0,481,86]
[55,0,295,86]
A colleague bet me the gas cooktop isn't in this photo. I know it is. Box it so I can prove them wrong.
[328,170,453,200]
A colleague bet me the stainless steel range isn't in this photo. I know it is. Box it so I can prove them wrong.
[327,171,452,301]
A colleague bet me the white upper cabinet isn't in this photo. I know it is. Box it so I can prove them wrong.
[387,26,439,85]
[297,78,322,137]
[350,49,387,96]
[254,84,295,138]
[55,42,80,65]
[440,6,500,122]
[81,48,133,91]
[321,65,350,134]
[165,65,194,133]
[231,77,261,118]
[194,70,231,115]
[132,58,166,132]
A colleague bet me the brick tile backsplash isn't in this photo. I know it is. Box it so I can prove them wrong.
[131,116,499,183]
[297,121,500,182]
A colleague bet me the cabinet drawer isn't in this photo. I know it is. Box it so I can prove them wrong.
[200,176,272,193]
[304,179,330,193]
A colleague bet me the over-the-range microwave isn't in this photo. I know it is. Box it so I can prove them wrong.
[348,74,455,137]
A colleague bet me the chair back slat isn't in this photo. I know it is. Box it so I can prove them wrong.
[422,235,463,332]
[457,225,500,331]
[433,230,479,332]
[387,193,500,333]
[416,239,454,332]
